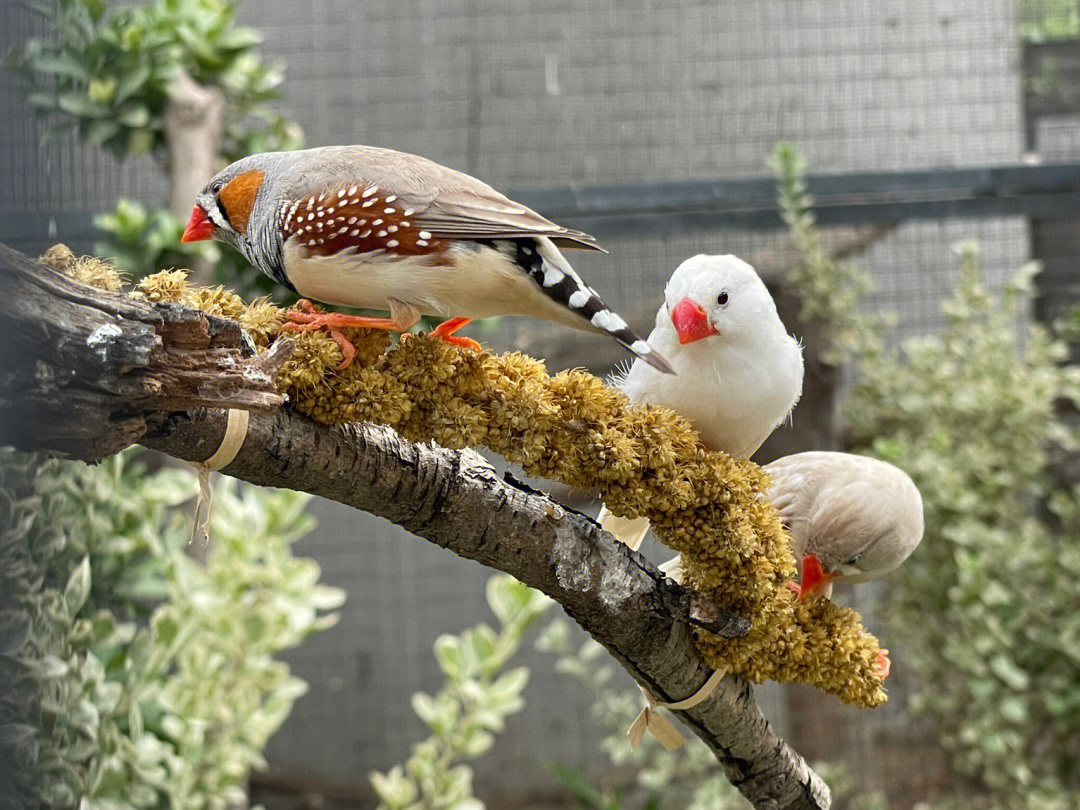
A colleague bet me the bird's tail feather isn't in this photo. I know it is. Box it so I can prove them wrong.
[529,238,674,374]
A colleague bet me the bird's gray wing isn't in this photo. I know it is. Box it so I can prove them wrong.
[338,145,604,251]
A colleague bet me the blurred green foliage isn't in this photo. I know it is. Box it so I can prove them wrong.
[0,449,344,809]
[10,0,302,296]
[370,576,550,810]
[10,0,301,162]
[770,142,886,365]
[1018,0,1080,42]
[777,142,1080,808]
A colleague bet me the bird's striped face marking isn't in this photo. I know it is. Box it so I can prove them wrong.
[279,184,445,259]
[218,170,265,234]
[182,169,265,243]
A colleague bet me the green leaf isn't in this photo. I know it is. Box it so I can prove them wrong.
[85,118,122,146]
[410,691,438,728]
[64,556,91,617]
[486,575,528,626]
[117,103,150,128]
[113,61,152,102]
[58,91,110,118]
[433,634,463,680]
[28,50,89,80]
[489,667,529,703]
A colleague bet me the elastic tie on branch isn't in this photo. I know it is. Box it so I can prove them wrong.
[189,408,250,544]
[627,668,726,751]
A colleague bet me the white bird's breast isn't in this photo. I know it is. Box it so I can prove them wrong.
[622,336,803,458]
[280,238,555,320]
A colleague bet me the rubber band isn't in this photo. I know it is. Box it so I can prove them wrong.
[189,408,250,545]
[627,668,726,751]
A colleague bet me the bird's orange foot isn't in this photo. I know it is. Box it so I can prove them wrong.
[430,317,481,351]
[874,649,891,680]
[280,300,403,371]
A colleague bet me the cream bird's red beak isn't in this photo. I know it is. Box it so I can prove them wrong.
[670,297,718,344]
[181,206,215,242]
[787,554,838,601]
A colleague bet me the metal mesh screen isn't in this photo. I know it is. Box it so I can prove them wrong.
[3,0,1078,807]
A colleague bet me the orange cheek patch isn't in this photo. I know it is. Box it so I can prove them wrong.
[220,170,265,233]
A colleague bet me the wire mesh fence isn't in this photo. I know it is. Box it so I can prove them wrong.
[3,0,1078,807]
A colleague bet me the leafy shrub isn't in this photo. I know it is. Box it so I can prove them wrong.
[370,576,550,810]
[11,0,301,162]
[846,243,1080,809]
[11,0,302,294]
[0,449,344,809]
[770,142,884,365]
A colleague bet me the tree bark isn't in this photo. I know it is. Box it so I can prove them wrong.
[165,69,225,286]
[0,243,286,460]
[0,242,831,810]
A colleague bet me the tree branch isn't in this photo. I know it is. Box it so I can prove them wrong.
[0,242,830,810]
[0,243,287,460]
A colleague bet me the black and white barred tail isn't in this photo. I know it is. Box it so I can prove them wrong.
[514,237,674,374]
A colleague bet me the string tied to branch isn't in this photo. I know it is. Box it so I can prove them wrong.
[627,667,726,751]
[189,408,250,544]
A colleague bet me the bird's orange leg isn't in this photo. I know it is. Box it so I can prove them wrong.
[280,300,407,371]
[874,649,891,680]
[429,317,481,351]
[784,554,838,602]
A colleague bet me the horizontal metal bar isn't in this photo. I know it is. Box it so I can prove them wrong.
[511,163,1080,229]
[3,162,1079,246]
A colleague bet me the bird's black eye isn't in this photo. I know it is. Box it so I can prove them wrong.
[210,180,224,194]
[717,290,729,306]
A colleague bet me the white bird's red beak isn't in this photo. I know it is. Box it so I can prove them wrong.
[670,297,718,344]
[181,206,215,242]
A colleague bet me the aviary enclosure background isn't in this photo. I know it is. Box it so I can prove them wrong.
[2,1,1079,807]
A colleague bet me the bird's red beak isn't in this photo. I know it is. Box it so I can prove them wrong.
[795,554,837,601]
[181,206,215,243]
[670,297,718,344]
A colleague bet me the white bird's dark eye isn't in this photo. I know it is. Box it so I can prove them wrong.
[717,290,729,306]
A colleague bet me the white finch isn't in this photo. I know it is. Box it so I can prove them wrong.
[599,254,805,550]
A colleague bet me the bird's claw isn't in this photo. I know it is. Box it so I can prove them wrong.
[280,301,358,371]
[429,317,481,352]
[439,334,482,351]
[873,649,891,680]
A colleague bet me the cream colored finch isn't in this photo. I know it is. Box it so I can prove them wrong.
[660,452,925,598]
[659,451,924,678]
[598,254,805,550]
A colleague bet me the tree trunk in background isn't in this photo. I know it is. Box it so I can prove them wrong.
[165,70,225,286]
